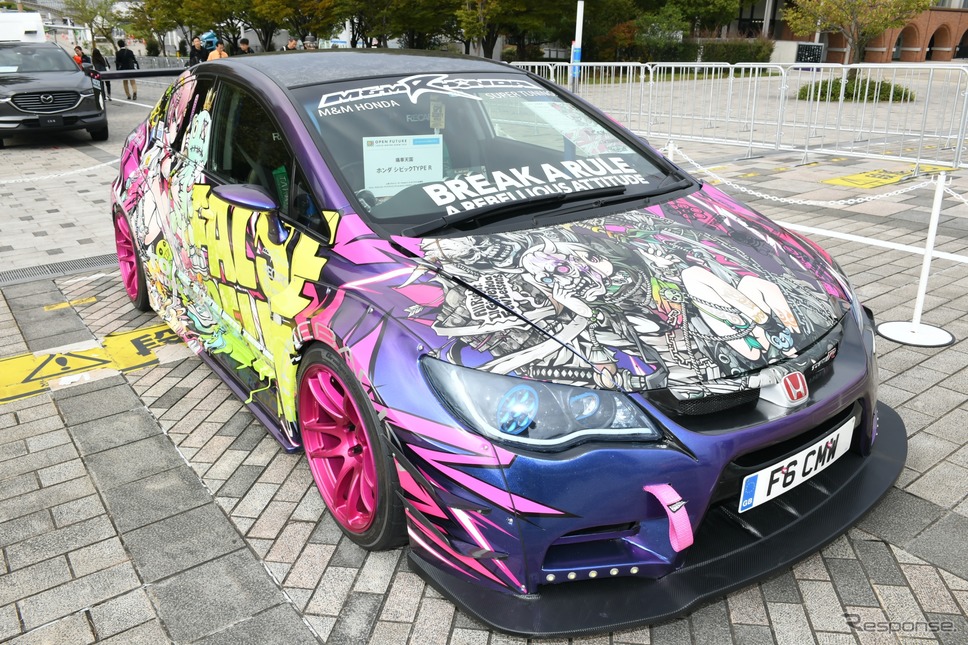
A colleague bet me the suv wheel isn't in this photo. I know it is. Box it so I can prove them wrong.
[90,126,109,142]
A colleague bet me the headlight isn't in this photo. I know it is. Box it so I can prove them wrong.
[421,357,661,451]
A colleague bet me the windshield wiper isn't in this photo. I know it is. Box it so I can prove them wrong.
[402,185,626,237]
[531,173,693,225]
[599,172,693,206]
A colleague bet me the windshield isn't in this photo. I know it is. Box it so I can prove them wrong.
[0,45,79,73]
[292,72,674,231]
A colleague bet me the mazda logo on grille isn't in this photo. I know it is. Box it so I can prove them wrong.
[40,94,54,104]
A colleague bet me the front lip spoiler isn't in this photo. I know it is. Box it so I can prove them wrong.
[408,401,906,638]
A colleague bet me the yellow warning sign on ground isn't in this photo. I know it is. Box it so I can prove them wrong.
[824,164,955,189]
[43,297,97,311]
[0,324,183,403]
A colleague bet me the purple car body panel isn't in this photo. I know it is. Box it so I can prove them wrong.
[109,51,905,636]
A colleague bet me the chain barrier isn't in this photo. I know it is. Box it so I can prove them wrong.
[668,146,935,208]
[0,159,119,186]
[944,185,968,209]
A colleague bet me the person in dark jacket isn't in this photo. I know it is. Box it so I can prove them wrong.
[72,46,91,65]
[235,38,253,54]
[91,48,111,101]
[115,39,139,100]
[188,36,206,66]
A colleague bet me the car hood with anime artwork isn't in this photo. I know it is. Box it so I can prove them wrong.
[396,184,851,401]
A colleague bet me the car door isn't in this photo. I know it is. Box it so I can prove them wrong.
[193,81,329,425]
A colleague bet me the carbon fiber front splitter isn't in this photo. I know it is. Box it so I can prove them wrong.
[408,402,907,638]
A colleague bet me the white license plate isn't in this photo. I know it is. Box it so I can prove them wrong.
[738,417,855,513]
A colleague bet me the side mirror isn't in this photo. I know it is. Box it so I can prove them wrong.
[210,184,288,244]
[81,62,94,73]
[211,183,280,211]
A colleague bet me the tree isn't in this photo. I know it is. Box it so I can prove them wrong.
[456,0,501,57]
[125,0,180,56]
[64,0,121,51]
[636,4,689,61]
[388,0,459,50]
[181,0,249,52]
[784,0,932,64]
[244,0,285,51]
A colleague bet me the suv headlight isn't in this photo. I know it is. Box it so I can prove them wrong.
[421,357,661,451]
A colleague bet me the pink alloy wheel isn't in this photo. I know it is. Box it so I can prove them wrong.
[114,214,139,300]
[300,364,378,532]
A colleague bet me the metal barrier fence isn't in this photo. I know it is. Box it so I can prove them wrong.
[136,56,187,70]
[513,61,968,169]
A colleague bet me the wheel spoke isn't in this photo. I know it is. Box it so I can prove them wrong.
[300,364,379,535]
[302,419,342,437]
[307,374,349,424]
[359,472,376,514]
[333,457,358,494]
[306,444,345,459]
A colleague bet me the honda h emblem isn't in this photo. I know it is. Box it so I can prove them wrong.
[782,371,809,404]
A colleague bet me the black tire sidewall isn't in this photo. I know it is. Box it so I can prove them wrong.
[297,343,406,550]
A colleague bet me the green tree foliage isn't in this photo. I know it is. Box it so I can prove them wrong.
[181,0,249,52]
[676,0,741,34]
[124,0,180,56]
[784,0,932,64]
[64,0,121,51]
[635,4,688,60]
[244,0,285,51]
[456,0,500,57]
[388,0,460,50]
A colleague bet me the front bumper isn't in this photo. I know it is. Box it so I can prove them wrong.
[0,104,106,137]
[408,401,905,637]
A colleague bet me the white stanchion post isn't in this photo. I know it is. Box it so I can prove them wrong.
[876,172,955,347]
[666,140,676,163]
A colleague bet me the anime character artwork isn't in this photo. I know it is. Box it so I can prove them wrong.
[399,187,846,404]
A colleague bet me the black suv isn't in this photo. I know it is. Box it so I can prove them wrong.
[0,41,107,147]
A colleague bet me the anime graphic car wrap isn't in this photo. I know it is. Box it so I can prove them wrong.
[111,54,905,637]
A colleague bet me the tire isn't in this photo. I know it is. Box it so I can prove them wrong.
[297,344,406,550]
[90,125,109,142]
[113,212,150,311]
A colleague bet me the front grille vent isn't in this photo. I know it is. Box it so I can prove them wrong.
[646,387,760,417]
[12,91,81,113]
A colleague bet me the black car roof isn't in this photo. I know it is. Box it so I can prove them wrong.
[212,49,519,89]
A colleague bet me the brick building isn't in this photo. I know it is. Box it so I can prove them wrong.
[738,0,968,62]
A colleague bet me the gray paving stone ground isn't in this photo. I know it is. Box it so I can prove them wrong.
[1,79,967,644]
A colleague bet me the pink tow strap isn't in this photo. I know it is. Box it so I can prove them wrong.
[644,483,694,552]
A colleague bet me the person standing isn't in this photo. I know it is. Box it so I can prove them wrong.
[188,36,206,66]
[91,48,111,101]
[115,39,139,100]
[235,38,253,55]
[206,41,229,61]
[72,46,90,66]
[285,37,298,51]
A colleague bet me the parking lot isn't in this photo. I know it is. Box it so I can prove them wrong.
[1,74,967,644]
